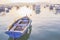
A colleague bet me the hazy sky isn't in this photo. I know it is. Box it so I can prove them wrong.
[0,0,60,4]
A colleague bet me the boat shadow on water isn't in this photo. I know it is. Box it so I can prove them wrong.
[8,25,32,40]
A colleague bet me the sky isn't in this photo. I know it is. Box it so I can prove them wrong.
[0,0,60,4]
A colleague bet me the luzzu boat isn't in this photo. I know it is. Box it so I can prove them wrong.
[5,16,32,38]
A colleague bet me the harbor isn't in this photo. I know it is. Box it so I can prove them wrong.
[0,1,60,40]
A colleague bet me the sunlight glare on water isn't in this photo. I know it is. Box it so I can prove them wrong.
[16,6,33,17]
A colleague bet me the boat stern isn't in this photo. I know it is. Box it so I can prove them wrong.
[5,31,23,38]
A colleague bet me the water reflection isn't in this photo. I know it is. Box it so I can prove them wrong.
[8,25,32,40]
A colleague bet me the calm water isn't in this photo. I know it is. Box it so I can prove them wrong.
[0,9,60,40]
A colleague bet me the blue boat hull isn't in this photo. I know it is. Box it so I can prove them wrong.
[5,27,28,38]
[5,17,32,38]
[5,23,31,38]
[5,31,23,38]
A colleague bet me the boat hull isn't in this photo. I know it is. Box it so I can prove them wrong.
[5,31,23,38]
[5,17,32,38]
[5,26,29,38]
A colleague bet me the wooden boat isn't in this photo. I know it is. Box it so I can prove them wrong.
[5,16,32,38]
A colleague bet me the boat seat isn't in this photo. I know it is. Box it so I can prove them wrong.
[22,20,29,23]
[17,24,27,27]
[14,26,23,31]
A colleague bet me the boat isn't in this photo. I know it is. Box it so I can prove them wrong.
[5,16,32,38]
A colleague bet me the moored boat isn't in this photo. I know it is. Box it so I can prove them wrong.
[5,16,32,38]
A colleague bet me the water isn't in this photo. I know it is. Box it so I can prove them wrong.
[0,25,32,40]
[0,8,60,40]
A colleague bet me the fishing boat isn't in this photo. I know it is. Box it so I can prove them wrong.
[5,16,32,38]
